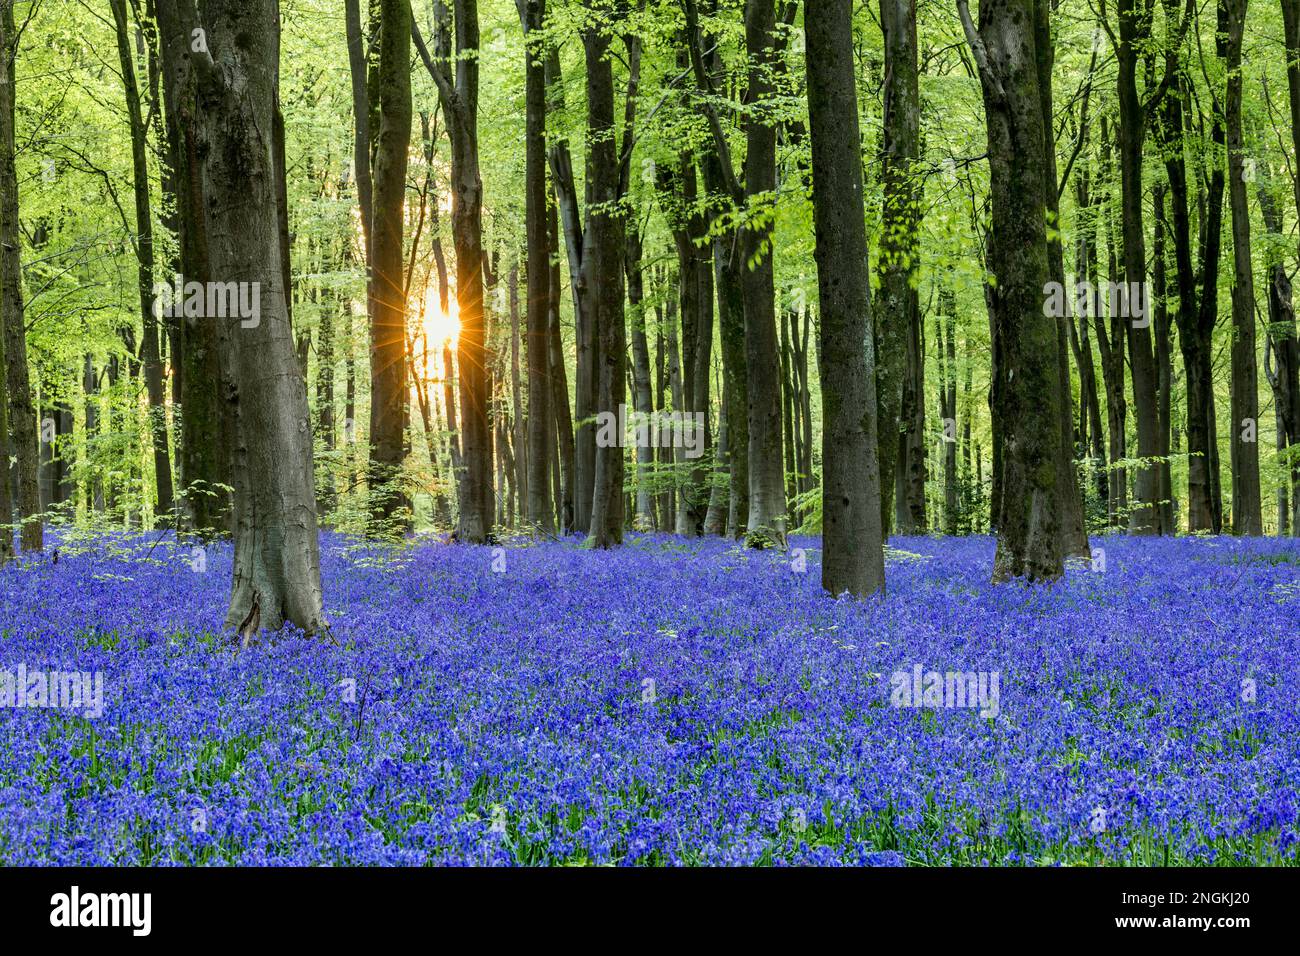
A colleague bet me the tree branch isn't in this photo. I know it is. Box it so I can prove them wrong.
[957,0,1005,105]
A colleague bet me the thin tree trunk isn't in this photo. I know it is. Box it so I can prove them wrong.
[1224,0,1261,534]
[519,0,553,534]
[546,193,574,534]
[878,0,921,540]
[626,222,655,529]
[1260,167,1300,534]
[1114,0,1162,534]
[415,3,492,542]
[542,45,594,535]
[581,14,627,548]
[703,383,729,534]
[0,0,39,552]
[941,286,960,534]
[1284,0,1300,222]
[1034,0,1088,556]
[112,0,174,524]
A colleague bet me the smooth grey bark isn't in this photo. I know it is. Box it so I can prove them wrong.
[703,386,729,534]
[894,300,926,533]
[173,0,323,635]
[961,0,1064,581]
[939,286,959,534]
[1285,0,1300,220]
[316,264,337,521]
[0,271,10,562]
[654,155,712,536]
[157,0,229,534]
[507,265,526,525]
[1095,118,1129,527]
[807,0,885,597]
[707,166,749,537]
[1070,139,1108,506]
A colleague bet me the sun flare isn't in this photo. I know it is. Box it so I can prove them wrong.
[418,287,460,350]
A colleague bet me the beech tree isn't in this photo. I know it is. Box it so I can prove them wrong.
[6,0,1300,604]
[165,0,324,636]
[961,0,1066,580]
[0,0,39,552]
[807,0,885,596]
[368,0,413,531]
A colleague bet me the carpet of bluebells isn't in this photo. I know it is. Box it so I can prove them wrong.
[0,529,1297,866]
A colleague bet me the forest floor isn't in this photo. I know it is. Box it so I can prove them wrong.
[0,530,1297,865]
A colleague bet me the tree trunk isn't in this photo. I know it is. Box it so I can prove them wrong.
[1071,142,1108,508]
[520,0,553,534]
[157,0,230,535]
[1224,0,1261,534]
[1285,0,1300,222]
[961,0,1064,581]
[1114,0,1162,534]
[0,1,39,552]
[547,192,575,533]
[940,286,960,534]
[366,0,412,533]
[626,223,656,529]
[807,0,885,597]
[1095,119,1129,527]
[0,284,10,562]
[1153,183,1175,531]
[1033,0,1088,556]
[710,181,749,538]
[878,0,920,540]
[703,385,729,534]
[894,301,927,533]
[174,0,323,636]
[507,264,527,525]
[738,0,786,548]
[1260,167,1300,535]
[543,45,594,535]
[112,0,175,524]
[317,262,338,521]
[583,16,626,548]
[1153,1,1223,533]
[416,3,492,542]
